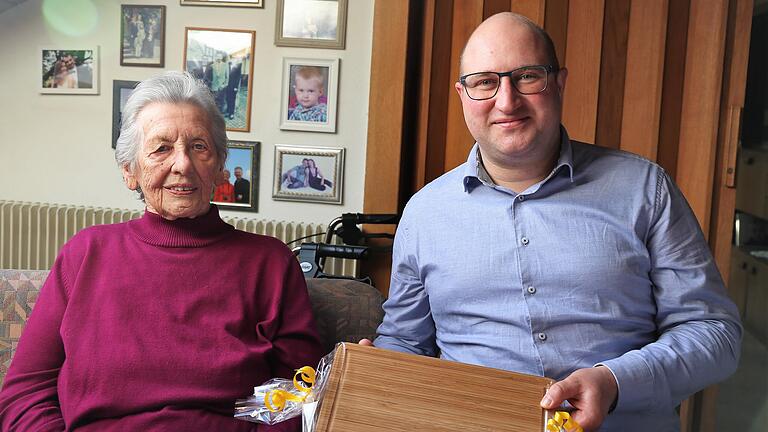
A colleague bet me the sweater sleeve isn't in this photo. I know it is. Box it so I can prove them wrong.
[0,255,69,431]
[268,256,324,381]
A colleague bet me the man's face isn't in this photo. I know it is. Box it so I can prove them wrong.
[294,75,323,108]
[455,22,566,167]
[234,168,243,179]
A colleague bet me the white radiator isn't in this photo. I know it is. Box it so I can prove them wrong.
[0,200,356,276]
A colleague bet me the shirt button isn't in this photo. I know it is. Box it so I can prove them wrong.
[527,286,536,294]
[518,195,525,201]
[521,237,529,245]
[537,332,547,341]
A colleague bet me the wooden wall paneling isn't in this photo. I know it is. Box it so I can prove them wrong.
[561,0,605,144]
[594,0,631,150]
[544,0,569,68]
[363,0,412,294]
[619,0,669,160]
[675,0,728,234]
[484,0,512,17]
[510,0,546,25]
[414,0,437,192]
[414,0,454,190]
[657,0,690,178]
[705,0,753,428]
[443,0,484,171]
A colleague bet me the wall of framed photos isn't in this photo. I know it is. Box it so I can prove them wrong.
[0,0,374,225]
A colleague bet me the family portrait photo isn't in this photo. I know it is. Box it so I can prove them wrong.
[184,27,255,132]
[275,0,347,49]
[280,58,339,133]
[120,5,165,67]
[40,48,99,94]
[273,145,344,204]
[212,141,259,212]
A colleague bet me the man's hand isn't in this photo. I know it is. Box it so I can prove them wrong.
[540,366,618,431]
[358,339,374,346]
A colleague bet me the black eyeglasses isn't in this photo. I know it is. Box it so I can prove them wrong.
[459,65,556,100]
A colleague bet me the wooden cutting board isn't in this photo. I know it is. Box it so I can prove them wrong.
[314,343,556,431]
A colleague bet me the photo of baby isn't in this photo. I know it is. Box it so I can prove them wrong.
[280,58,339,133]
[287,65,329,123]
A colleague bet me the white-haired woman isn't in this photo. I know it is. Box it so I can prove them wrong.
[0,71,322,431]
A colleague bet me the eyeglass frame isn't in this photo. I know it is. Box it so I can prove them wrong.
[458,65,557,101]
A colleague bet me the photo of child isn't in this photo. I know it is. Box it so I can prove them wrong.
[287,65,329,123]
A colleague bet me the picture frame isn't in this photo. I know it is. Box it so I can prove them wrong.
[183,27,256,132]
[275,0,347,49]
[273,145,344,204]
[180,0,263,7]
[112,80,140,149]
[120,5,165,67]
[280,57,339,133]
[40,47,99,94]
[212,141,261,212]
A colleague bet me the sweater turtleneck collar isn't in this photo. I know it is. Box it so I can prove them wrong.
[127,205,234,248]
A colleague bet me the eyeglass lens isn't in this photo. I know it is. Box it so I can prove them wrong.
[463,66,549,100]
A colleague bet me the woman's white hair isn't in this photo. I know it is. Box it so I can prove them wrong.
[114,71,228,198]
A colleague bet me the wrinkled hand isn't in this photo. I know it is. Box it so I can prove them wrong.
[540,366,617,431]
[358,338,374,346]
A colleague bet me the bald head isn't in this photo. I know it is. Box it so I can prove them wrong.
[459,12,559,76]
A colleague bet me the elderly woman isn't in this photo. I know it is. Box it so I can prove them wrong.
[0,71,322,431]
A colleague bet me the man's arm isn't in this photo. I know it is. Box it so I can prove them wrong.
[595,170,742,413]
[0,259,69,431]
[373,219,439,357]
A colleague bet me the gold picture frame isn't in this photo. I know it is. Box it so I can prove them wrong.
[275,0,347,49]
[180,0,263,8]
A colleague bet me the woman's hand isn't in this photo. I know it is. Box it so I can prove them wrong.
[358,339,374,346]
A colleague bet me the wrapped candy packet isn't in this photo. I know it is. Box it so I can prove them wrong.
[234,349,335,429]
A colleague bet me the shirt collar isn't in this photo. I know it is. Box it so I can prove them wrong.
[462,125,575,193]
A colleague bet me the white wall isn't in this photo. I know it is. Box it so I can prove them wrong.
[0,0,374,225]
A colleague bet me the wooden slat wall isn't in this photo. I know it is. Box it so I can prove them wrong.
[675,0,729,234]
[561,0,605,143]
[620,0,669,160]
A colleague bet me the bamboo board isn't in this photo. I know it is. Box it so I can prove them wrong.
[314,343,555,431]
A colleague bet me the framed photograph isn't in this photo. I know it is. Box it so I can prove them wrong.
[184,27,256,132]
[212,141,260,212]
[280,57,339,133]
[40,47,99,94]
[275,0,347,49]
[112,80,140,149]
[273,145,344,204]
[180,0,263,7]
[120,5,166,67]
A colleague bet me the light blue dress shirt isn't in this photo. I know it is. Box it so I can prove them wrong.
[375,128,742,431]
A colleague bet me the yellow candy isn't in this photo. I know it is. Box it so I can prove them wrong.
[265,366,317,413]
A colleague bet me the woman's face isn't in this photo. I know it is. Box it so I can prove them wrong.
[122,102,221,220]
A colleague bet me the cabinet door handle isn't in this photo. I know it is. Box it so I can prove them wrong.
[751,266,757,275]
[741,262,748,270]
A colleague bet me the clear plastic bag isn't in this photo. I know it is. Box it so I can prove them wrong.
[234,348,336,430]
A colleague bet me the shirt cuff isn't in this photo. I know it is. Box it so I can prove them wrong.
[596,350,656,412]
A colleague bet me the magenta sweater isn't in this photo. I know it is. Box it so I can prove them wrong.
[0,207,323,431]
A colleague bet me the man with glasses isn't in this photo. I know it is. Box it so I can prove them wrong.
[367,12,741,431]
